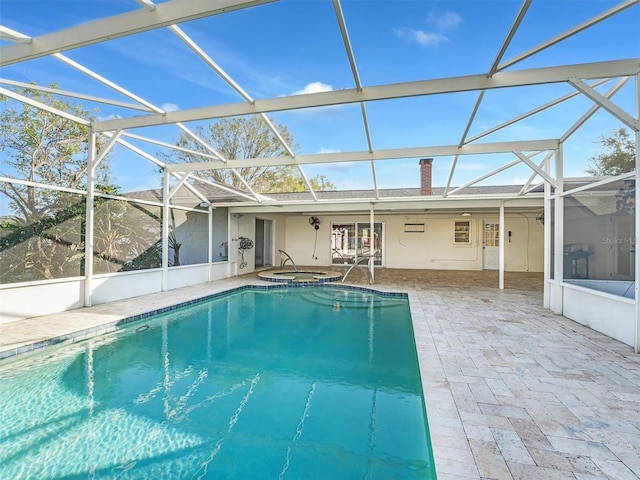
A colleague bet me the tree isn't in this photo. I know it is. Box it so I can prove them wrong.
[586,128,636,176]
[163,116,335,193]
[0,85,127,283]
[0,85,108,281]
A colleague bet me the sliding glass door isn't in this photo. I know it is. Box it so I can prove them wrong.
[331,222,383,266]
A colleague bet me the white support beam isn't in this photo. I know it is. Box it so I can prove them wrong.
[53,53,164,114]
[0,86,90,125]
[543,153,552,308]
[459,91,485,146]
[467,78,611,144]
[0,176,86,195]
[447,159,521,196]
[84,130,97,307]
[0,0,276,66]
[460,0,531,144]
[120,132,225,161]
[513,151,556,187]
[169,24,252,103]
[560,77,630,143]
[370,160,379,199]
[174,124,263,202]
[176,123,226,163]
[552,145,565,315]
[333,0,377,195]
[487,0,532,75]
[561,171,635,197]
[0,79,155,112]
[569,77,639,130]
[0,25,32,43]
[162,170,170,291]
[499,202,505,290]
[171,24,297,159]
[370,204,375,284]
[444,155,459,198]
[518,155,550,195]
[165,139,559,172]
[168,173,191,200]
[95,129,123,168]
[498,0,639,71]
[135,0,156,12]
[93,59,640,132]
[188,175,262,202]
[635,72,640,354]
[297,166,318,201]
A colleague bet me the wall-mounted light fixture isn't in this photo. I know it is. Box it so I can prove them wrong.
[461,212,471,217]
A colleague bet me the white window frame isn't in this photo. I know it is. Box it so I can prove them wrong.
[454,220,471,245]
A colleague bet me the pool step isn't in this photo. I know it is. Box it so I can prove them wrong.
[300,289,406,309]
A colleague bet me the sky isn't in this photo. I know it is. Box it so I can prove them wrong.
[0,0,639,194]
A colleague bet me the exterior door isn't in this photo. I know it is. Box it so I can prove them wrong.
[254,218,273,268]
[483,222,500,270]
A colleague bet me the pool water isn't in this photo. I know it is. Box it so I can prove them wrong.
[0,286,436,479]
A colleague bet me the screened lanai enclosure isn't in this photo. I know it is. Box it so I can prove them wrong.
[0,0,639,350]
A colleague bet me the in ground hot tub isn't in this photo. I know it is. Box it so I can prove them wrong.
[258,270,342,284]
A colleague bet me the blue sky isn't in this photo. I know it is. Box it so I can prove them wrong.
[1,0,638,193]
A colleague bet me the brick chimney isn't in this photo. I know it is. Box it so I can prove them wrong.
[419,158,433,195]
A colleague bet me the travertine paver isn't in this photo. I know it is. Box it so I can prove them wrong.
[1,268,639,479]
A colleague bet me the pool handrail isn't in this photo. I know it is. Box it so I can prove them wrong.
[278,249,298,272]
[341,255,374,285]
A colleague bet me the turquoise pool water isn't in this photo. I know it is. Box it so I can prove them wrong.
[0,286,436,479]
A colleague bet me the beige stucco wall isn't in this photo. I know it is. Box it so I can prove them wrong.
[280,212,543,272]
[233,212,287,272]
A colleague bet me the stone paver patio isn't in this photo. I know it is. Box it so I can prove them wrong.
[1,269,639,479]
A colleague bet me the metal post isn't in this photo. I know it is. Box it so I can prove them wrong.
[84,130,96,307]
[543,153,552,309]
[634,73,640,353]
[208,205,213,282]
[553,145,565,314]
[499,201,505,289]
[369,204,375,284]
[162,169,169,291]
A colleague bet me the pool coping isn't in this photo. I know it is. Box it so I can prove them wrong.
[257,269,343,284]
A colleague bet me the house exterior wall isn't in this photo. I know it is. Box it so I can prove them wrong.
[232,212,286,273]
[280,212,544,272]
[171,209,209,266]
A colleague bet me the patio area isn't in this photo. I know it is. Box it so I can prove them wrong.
[1,270,638,479]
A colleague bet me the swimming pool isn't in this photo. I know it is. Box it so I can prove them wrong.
[0,286,435,479]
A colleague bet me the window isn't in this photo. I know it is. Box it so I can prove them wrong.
[454,221,471,244]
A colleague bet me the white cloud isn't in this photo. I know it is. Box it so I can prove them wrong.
[393,27,448,47]
[292,81,334,95]
[428,11,462,32]
[513,177,528,185]
[161,102,179,112]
